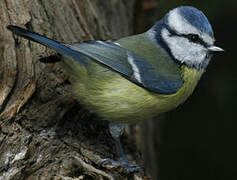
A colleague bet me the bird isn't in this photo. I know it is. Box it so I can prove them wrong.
[7,6,223,173]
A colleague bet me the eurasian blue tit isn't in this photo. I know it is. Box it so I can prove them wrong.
[7,6,223,172]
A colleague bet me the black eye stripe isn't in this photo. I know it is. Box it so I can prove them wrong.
[164,25,208,47]
[187,34,199,42]
[185,34,208,47]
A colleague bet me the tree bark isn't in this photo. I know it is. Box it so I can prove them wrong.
[0,0,147,179]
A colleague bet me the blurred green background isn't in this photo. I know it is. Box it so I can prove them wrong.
[137,0,236,179]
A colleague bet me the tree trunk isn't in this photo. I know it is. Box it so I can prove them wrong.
[0,0,148,179]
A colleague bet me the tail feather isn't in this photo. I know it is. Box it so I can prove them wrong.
[7,25,85,64]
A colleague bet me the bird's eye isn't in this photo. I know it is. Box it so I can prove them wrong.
[187,34,199,42]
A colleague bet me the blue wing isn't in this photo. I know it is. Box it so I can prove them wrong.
[7,25,183,94]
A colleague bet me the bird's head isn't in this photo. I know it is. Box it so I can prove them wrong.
[147,6,224,70]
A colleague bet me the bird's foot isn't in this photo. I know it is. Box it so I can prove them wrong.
[99,158,140,173]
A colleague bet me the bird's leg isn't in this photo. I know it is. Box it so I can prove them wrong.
[99,122,140,173]
[109,122,127,163]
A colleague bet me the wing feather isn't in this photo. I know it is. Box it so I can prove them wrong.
[7,25,183,94]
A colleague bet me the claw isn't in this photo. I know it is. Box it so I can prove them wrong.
[99,122,141,173]
[99,158,140,173]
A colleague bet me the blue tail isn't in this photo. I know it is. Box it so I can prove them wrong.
[7,25,85,64]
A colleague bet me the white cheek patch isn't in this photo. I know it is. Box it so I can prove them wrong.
[161,28,208,68]
[168,9,214,45]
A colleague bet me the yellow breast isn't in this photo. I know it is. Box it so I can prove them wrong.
[66,57,203,123]
[150,65,203,115]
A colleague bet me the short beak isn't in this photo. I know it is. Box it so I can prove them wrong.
[208,46,224,52]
